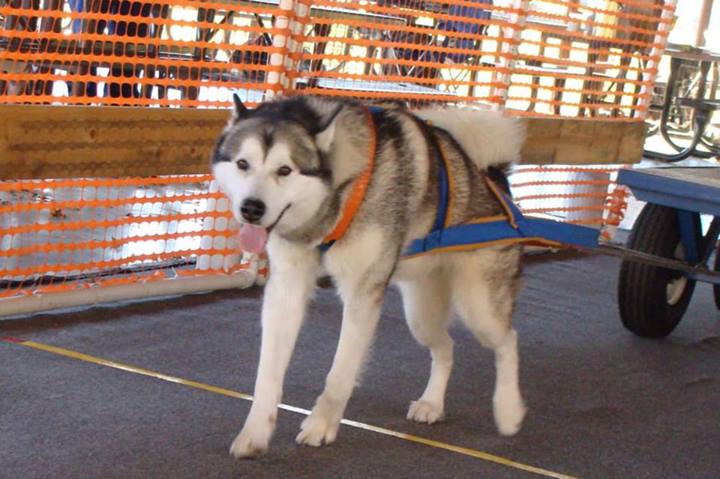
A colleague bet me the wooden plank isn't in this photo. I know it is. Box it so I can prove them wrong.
[0,105,646,180]
[521,118,645,165]
[0,105,227,179]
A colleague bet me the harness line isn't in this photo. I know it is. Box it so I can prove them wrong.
[318,107,599,257]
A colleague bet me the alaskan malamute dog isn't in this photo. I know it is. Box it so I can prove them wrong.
[212,95,527,458]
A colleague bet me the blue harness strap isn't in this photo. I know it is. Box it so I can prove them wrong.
[430,130,451,232]
[402,132,600,258]
[403,218,600,257]
[434,153,450,231]
[492,187,599,248]
[317,238,334,253]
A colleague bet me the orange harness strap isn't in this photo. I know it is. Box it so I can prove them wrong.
[319,107,377,249]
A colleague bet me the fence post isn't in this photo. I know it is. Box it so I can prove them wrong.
[284,0,312,92]
[492,0,528,111]
[633,0,677,120]
[265,0,298,99]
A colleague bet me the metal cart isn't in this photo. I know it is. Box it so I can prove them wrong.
[606,167,720,337]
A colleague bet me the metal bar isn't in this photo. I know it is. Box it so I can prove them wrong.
[644,112,713,161]
[699,216,720,265]
[596,243,720,282]
[657,56,682,147]
[688,272,720,286]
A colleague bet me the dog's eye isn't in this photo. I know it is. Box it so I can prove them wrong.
[236,159,249,171]
[277,166,292,177]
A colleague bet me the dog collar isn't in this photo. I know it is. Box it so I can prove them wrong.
[318,106,379,252]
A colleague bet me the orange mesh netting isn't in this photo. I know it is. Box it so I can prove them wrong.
[285,0,672,116]
[0,0,284,106]
[0,0,672,112]
[509,165,629,239]
[0,175,245,300]
[0,0,672,305]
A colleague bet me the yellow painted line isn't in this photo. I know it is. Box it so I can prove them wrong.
[4,337,577,479]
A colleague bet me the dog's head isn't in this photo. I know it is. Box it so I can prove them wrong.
[211,95,342,252]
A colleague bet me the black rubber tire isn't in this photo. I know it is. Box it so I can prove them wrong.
[618,204,697,338]
[714,247,720,310]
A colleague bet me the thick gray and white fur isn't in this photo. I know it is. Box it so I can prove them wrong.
[212,96,527,458]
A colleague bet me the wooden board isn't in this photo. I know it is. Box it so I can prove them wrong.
[0,105,227,179]
[521,118,646,166]
[0,105,646,180]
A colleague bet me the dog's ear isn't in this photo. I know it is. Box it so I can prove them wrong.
[230,93,250,123]
[313,104,343,152]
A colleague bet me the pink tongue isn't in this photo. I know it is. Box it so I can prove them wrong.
[238,224,269,254]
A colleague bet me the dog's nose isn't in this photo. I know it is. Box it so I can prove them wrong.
[240,198,266,223]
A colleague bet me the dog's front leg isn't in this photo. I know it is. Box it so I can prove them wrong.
[296,281,385,447]
[230,238,318,459]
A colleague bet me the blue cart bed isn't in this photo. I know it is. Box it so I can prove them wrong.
[618,167,720,217]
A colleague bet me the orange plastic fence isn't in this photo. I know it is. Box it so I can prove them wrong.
[0,0,670,303]
[0,175,242,299]
[0,166,625,301]
[510,165,628,235]
[0,0,673,114]
[285,0,670,118]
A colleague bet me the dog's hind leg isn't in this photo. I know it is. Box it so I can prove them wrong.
[451,250,526,436]
[397,276,453,424]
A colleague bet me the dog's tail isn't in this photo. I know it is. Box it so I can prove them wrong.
[415,108,525,170]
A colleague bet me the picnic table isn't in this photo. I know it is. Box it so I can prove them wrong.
[644,45,720,162]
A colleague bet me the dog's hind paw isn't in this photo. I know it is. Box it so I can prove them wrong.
[296,412,340,447]
[229,425,272,459]
[406,400,444,424]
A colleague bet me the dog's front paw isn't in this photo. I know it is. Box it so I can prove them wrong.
[296,411,341,447]
[406,399,444,424]
[229,420,274,459]
[493,395,526,436]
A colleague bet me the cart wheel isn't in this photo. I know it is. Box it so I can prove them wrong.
[714,246,720,310]
[618,204,697,338]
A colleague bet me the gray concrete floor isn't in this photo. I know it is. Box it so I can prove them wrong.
[1,252,719,479]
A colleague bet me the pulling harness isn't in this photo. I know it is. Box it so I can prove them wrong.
[318,107,599,257]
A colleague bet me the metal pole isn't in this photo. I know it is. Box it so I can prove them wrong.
[695,0,714,48]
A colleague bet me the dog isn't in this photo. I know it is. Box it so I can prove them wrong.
[212,95,527,458]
